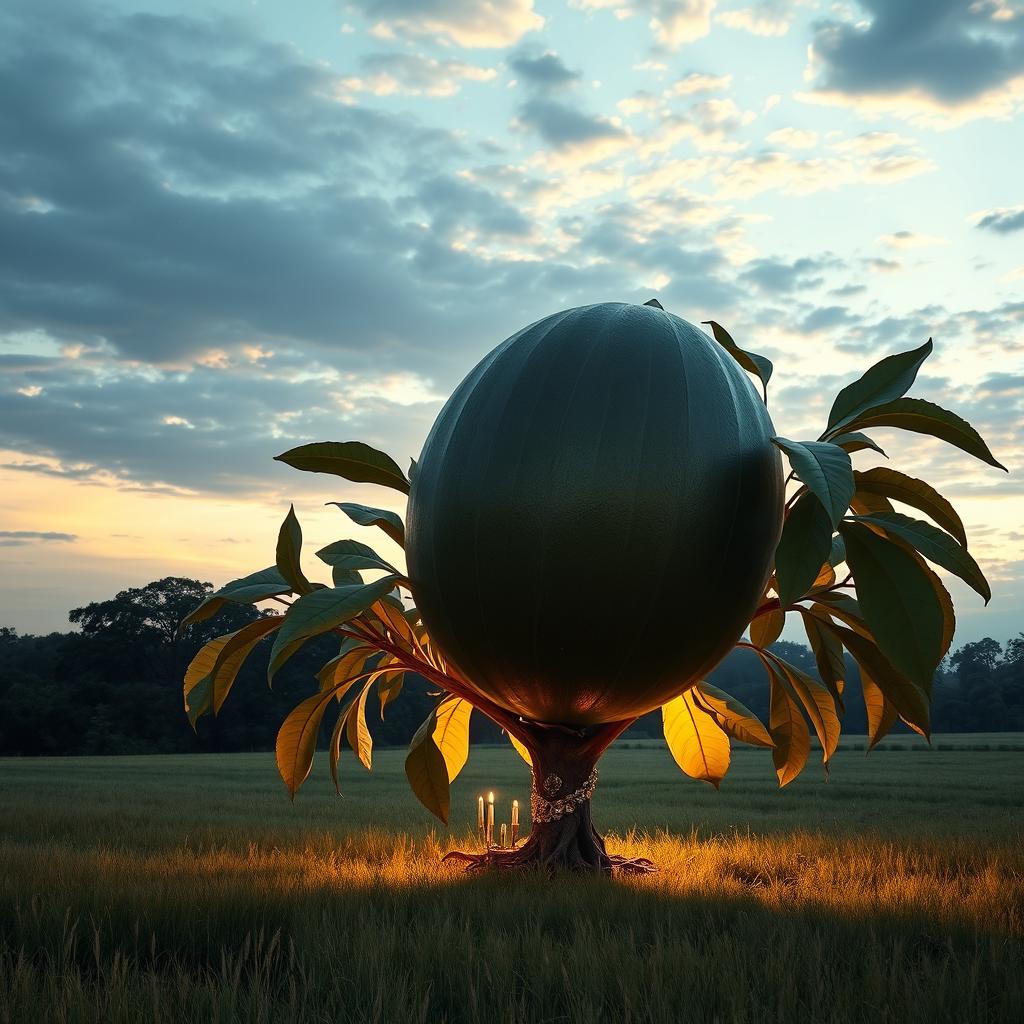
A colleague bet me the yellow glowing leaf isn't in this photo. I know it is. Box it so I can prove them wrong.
[405,709,450,824]
[750,606,784,648]
[692,682,773,748]
[318,641,374,693]
[327,679,364,794]
[662,690,731,788]
[208,616,283,713]
[765,652,841,763]
[183,633,233,722]
[507,730,532,767]
[431,696,472,783]
[371,598,418,650]
[860,670,897,751]
[345,682,373,771]
[275,689,338,799]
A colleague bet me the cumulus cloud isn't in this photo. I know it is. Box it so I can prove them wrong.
[713,144,935,199]
[974,204,1024,234]
[335,52,496,98]
[347,0,543,48]
[571,0,714,48]
[508,49,581,89]
[764,126,818,149]
[668,72,732,97]
[799,0,1024,126]
[515,98,631,165]
[739,255,842,293]
[717,0,799,37]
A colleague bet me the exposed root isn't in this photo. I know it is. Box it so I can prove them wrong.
[441,716,656,876]
[442,813,656,876]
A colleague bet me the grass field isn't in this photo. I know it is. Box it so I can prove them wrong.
[1,735,1022,1023]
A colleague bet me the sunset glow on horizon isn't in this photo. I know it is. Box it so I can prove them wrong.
[2,0,1021,642]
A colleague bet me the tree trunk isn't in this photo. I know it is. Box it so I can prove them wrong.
[443,719,655,875]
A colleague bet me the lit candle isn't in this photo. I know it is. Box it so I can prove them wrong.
[511,799,519,846]
[500,823,508,848]
[477,795,484,831]
[487,791,495,848]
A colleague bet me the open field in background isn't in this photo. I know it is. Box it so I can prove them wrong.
[1,738,1022,1023]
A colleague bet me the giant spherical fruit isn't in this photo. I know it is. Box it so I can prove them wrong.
[406,302,784,726]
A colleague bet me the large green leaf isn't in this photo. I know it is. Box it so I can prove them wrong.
[761,656,810,788]
[853,467,967,547]
[701,320,773,400]
[184,673,212,729]
[811,593,872,637]
[180,566,292,631]
[825,338,932,434]
[772,438,854,526]
[850,491,894,516]
[850,512,990,602]
[692,681,773,748]
[315,539,400,576]
[405,709,451,824]
[829,432,887,457]
[829,533,846,569]
[821,621,930,738]
[839,521,945,688]
[914,554,956,664]
[267,575,400,682]
[275,441,411,493]
[275,505,313,596]
[663,690,731,789]
[775,491,834,605]
[329,502,406,548]
[843,398,1007,471]
[798,607,846,710]
[331,568,363,587]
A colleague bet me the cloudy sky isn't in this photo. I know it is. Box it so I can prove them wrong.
[2,0,1022,646]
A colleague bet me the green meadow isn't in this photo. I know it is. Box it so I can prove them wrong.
[1,737,1021,1023]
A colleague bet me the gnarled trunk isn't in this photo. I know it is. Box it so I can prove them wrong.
[443,719,655,875]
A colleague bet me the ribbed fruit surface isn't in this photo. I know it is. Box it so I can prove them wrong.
[407,302,783,726]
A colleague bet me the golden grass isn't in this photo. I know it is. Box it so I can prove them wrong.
[1,743,1022,1022]
[2,829,1020,936]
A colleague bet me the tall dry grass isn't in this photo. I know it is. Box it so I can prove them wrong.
[1,742,1021,1022]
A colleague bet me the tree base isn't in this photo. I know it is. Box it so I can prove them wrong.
[443,723,655,876]
[442,840,655,876]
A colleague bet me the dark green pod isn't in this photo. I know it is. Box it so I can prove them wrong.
[407,302,784,726]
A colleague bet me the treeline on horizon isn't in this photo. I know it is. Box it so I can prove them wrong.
[1,577,1022,758]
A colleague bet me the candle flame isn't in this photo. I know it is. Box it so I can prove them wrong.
[488,791,494,803]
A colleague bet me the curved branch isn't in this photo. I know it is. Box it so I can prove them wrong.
[332,623,529,739]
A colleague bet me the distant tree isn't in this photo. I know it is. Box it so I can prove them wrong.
[69,577,260,685]
[951,638,1003,677]
[1004,633,1024,666]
